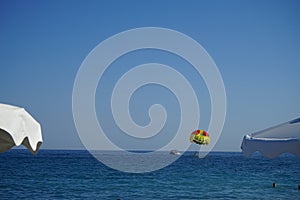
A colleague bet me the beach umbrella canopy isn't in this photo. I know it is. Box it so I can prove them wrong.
[241,118,300,158]
[0,103,42,154]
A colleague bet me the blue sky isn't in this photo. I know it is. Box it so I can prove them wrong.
[1,0,300,151]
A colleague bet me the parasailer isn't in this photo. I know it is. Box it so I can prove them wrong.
[190,130,210,145]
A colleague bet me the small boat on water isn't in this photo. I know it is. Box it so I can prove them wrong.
[169,150,181,155]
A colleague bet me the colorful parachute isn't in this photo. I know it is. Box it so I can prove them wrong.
[190,130,210,145]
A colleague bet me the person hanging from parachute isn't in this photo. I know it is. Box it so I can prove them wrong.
[190,130,210,145]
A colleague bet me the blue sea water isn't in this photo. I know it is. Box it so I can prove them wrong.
[0,150,299,199]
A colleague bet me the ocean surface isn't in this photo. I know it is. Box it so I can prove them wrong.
[0,150,299,199]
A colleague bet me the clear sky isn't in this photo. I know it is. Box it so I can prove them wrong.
[1,0,300,151]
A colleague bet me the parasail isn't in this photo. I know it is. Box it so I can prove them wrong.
[190,130,210,145]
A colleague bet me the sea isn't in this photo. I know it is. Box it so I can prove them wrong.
[0,150,299,200]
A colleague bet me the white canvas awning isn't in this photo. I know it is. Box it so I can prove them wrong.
[241,118,300,158]
[0,103,42,154]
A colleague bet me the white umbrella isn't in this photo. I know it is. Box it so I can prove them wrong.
[0,103,42,154]
[241,118,300,158]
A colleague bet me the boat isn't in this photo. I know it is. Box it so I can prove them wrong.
[169,150,181,155]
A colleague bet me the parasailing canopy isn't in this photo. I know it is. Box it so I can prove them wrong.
[0,103,42,154]
[241,118,300,158]
[190,130,210,145]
